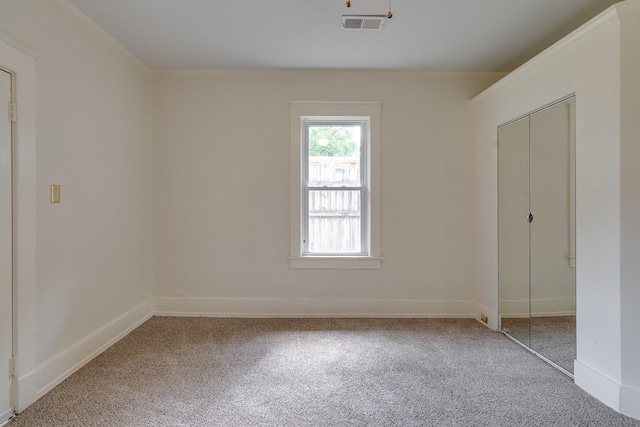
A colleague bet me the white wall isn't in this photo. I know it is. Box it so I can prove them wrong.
[619,9,640,414]
[473,1,640,418]
[0,0,153,406]
[152,70,502,316]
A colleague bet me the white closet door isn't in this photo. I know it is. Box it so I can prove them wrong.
[498,116,531,346]
[529,99,576,374]
[0,69,13,422]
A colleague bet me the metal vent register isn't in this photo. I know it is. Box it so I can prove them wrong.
[342,15,386,30]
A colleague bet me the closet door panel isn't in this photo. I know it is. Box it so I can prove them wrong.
[529,99,576,373]
[498,117,531,346]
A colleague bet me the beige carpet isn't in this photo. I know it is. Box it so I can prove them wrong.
[10,317,640,426]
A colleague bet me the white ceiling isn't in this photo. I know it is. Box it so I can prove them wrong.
[68,0,620,71]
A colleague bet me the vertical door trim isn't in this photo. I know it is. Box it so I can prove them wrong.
[0,66,14,427]
[0,35,38,413]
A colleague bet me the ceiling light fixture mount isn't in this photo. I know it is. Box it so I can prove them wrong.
[345,0,392,18]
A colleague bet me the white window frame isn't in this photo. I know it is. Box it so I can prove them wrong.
[289,101,383,269]
[303,119,367,256]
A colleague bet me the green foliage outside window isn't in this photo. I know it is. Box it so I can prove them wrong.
[309,126,358,157]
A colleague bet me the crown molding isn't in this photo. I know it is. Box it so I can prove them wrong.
[614,0,640,16]
[471,0,640,106]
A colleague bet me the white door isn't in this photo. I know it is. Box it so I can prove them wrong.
[0,69,13,423]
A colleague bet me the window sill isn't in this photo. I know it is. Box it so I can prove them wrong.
[289,256,383,270]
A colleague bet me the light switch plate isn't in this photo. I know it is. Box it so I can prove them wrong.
[50,185,60,203]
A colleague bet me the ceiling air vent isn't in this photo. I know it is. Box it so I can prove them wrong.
[342,15,386,31]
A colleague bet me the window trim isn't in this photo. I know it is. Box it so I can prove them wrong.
[289,101,383,269]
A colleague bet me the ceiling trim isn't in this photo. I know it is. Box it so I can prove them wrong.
[471,2,627,106]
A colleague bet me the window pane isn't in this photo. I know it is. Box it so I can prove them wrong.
[308,190,361,253]
[308,125,361,187]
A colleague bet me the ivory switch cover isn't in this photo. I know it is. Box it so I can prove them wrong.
[50,185,60,203]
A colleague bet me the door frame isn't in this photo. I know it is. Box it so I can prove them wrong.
[0,62,14,427]
[0,34,37,413]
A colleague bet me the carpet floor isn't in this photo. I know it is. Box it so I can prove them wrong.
[9,317,640,427]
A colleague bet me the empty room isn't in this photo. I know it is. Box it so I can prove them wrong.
[1,0,639,425]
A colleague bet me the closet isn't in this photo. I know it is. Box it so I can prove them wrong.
[498,95,576,376]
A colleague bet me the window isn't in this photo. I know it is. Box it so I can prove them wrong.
[289,101,382,269]
[305,121,366,255]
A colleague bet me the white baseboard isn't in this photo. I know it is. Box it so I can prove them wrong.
[475,303,498,330]
[574,360,640,420]
[574,360,622,414]
[0,408,14,426]
[621,383,640,420]
[153,296,475,318]
[16,367,37,412]
[23,299,153,402]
